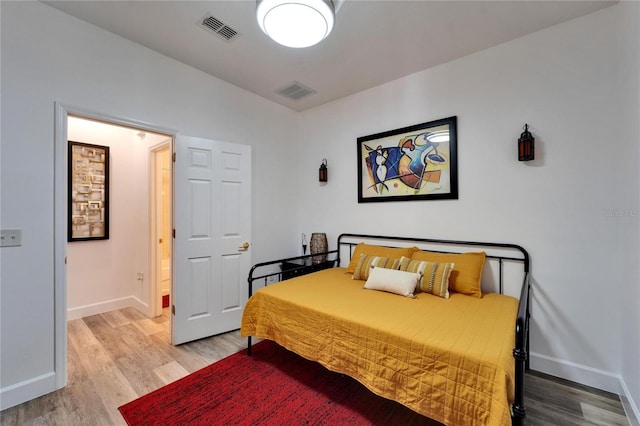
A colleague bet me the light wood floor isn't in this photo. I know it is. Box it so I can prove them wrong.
[0,307,630,426]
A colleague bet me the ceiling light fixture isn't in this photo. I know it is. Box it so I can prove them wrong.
[256,0,335,48]
[426,131,450,143]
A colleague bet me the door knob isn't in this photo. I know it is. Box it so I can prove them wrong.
[239,242,250,250]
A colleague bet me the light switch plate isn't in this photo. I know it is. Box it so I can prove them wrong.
[1,229,22,247]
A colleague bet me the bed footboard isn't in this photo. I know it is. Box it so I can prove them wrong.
[511,272,531,425]
[246,250,338,355]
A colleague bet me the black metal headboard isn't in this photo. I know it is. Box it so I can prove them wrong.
[248,233,529,296]
[336,233,529,295]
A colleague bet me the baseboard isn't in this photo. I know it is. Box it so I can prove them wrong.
[531,352,640,424]
[530,351,621,394]
[67,296,147,320]
[0,371,57,410]
[619,377,640,426]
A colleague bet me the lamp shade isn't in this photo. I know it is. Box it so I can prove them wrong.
[257,0,334,48]
[310,232,328,263]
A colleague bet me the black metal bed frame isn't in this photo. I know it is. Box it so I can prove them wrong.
[246,233,531,425]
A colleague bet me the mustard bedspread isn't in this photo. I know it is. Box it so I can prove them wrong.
[241,268,518,426]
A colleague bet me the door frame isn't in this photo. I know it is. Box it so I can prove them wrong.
[53,103,177,389]
[149,141,173,318]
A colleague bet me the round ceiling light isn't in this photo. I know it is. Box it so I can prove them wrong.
[426,131,450,143]
[257,0,335,48]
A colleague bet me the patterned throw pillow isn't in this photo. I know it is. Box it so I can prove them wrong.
[396,257,453,299]
[345,243,417,274]
[352,254,390,280]
[411,251,485,298]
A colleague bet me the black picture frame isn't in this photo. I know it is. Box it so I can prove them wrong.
[68,141,110,241]
[357,116,458,203]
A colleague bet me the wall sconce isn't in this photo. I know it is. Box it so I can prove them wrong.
[518,124,535,161]
[319,158,328,182]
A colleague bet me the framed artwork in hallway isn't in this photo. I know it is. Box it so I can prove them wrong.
[68,141,110,241]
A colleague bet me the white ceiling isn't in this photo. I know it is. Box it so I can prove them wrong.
[44,0,616,112]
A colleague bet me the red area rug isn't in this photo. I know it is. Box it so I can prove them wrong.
[119,339,441,425]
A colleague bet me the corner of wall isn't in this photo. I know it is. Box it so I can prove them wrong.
[620,377,640,426]
[532,351,640,425]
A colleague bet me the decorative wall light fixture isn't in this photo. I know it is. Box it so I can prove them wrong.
[256,0,335,48]
[319,158,328,182]
[518,124,535,161]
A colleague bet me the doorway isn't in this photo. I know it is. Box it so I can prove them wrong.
[54,104,251,390]
[65,114,174,323]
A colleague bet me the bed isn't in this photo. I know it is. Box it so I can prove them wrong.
[241,234,530,426]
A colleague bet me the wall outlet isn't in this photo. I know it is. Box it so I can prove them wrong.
[137,272,144,281]
[266,275,279,284]
[0,229,22,247]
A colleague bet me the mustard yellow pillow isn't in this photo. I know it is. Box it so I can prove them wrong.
[345,243,418,274]
[352,254,390,280]
[411,251,486,298]
[396,257,453,299]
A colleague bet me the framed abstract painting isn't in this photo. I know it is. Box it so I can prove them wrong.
[357,116,458,203]
[68,141,110,241]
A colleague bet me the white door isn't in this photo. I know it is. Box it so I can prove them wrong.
[172,135,251,345]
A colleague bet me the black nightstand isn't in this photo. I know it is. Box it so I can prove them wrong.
[280,258,334,280]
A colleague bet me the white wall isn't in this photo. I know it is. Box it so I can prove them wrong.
[0,1,297,409]
[66,118,165,319]
[1,0,638,420]
[297,1,639,418]
[619,1,640,422]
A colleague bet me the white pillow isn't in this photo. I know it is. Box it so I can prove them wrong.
[363,267,420,298]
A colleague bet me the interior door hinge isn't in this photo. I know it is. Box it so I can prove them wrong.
[172,152,176,162]
[172,229,176,238]
[171,305,175,315]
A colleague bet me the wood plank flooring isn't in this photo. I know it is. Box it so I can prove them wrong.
[0,307,630,426]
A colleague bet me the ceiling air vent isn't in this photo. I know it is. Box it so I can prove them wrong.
[276,82,316,101]
[199,14,239,42]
